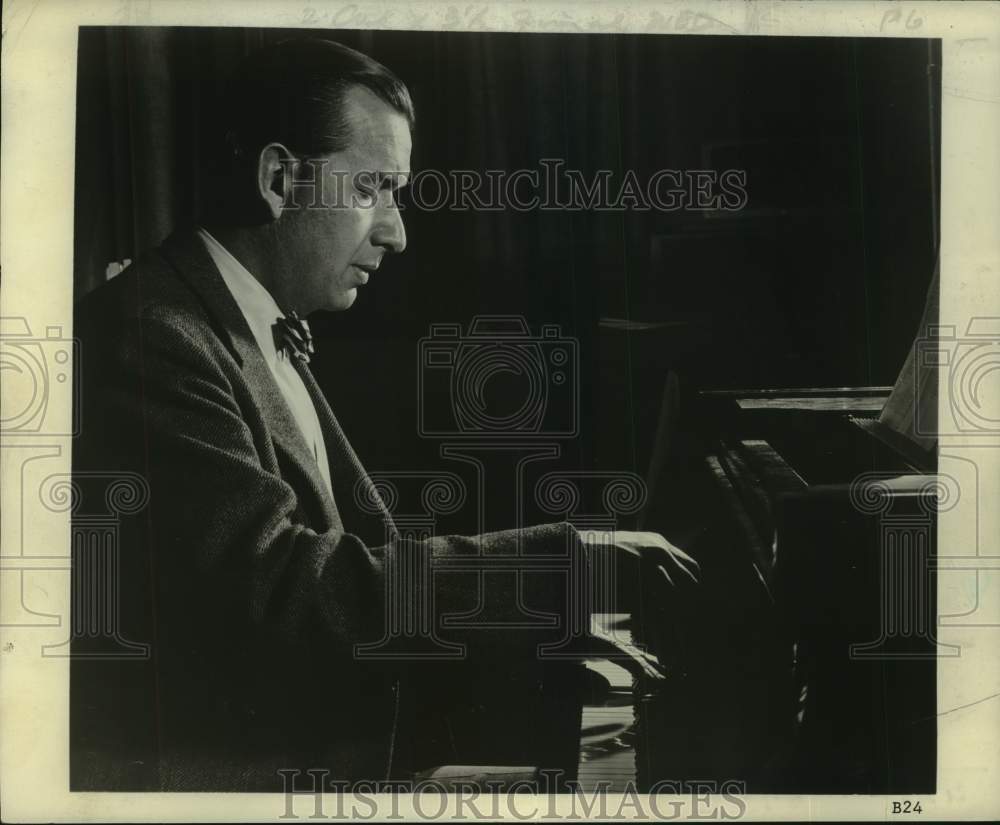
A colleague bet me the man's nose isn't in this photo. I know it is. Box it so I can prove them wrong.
[371,201,407,254]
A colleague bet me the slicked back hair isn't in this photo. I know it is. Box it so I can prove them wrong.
[206,38,415,224]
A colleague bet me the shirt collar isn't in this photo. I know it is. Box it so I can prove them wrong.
[196,227,286,365]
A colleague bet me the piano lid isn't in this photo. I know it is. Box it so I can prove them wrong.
[701,258,939,473]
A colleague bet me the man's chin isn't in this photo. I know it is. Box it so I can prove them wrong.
[324,289,357,312]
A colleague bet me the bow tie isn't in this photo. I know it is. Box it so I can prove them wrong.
[272,311,315,364]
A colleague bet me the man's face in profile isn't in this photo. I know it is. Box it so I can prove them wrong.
[278,84,411,314]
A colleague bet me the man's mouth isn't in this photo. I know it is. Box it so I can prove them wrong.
[352,263,379,284]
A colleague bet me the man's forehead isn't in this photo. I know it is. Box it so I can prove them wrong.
[338,85,412,173]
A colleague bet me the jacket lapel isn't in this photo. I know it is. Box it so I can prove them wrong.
[158,230,340,530]
[290,359,398,548]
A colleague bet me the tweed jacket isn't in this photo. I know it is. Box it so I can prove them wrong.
[70,230,581,791]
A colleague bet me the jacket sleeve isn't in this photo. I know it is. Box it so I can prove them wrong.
[76,309,584,664]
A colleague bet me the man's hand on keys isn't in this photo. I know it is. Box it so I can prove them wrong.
[575,529,700,684]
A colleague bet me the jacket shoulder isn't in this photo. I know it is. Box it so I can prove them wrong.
[76,242,206,332]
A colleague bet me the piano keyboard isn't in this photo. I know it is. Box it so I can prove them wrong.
[577,614,638,792]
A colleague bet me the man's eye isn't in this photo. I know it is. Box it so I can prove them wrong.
[356,189,377,206]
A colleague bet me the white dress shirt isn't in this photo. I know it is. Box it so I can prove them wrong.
[196,228,334,498]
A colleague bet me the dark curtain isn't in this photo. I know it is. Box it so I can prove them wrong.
[74,28,940,497]
[74,28,634,327]
[75,27,262,296]
[73,27,645,486]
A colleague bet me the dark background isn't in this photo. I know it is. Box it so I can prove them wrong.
[74,28,941,533]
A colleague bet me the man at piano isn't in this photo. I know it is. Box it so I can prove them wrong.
[70,38,700,791]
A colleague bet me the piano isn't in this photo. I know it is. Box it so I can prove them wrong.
[402,616,643,794]
[570,379,941,795]
[688,384,939,793]
[607,267,943,794]
[578,318,945,793]
[398,279,944,794]
[398,385,941,794]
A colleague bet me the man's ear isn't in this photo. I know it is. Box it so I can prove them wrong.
[256,143,295,221]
